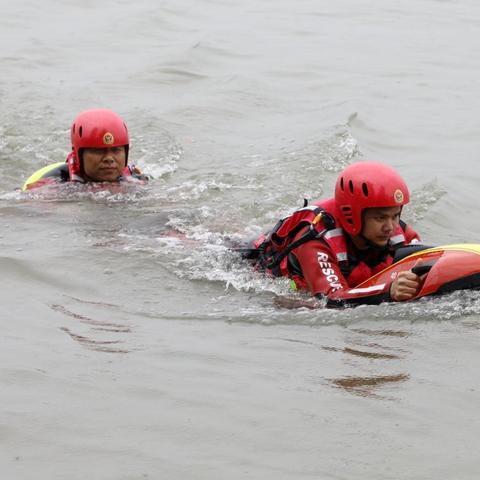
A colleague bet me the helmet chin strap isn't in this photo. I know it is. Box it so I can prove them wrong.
[358,233,389,252]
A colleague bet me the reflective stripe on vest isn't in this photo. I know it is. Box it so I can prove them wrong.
[389,233,406,246]
[323,227,348,263]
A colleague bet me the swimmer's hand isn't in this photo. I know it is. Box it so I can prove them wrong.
[390,271,423,302]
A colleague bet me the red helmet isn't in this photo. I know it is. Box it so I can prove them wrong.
[334,161,410,236]
[69,109,129,175]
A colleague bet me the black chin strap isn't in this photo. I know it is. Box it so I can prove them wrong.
[358,233,390,253]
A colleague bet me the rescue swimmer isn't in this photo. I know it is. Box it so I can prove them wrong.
[244,161,423,307]
[23,109,148,191]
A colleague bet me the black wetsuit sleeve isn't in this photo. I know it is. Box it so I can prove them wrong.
[321,289,392,308]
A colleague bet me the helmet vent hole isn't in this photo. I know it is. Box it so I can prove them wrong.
[362,182,369,197]
[340,177,344,191]
[341,206,353,225]
[72,124,75,134]
[349,180,354,194]
[79,126,83,138]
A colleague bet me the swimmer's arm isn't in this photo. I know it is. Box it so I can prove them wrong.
[292,242,350,297]
[322,270,422,308]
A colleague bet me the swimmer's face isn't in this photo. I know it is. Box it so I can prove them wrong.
[82,146,126,182]
[361,206,401,246]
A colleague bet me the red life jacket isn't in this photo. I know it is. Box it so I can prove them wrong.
[251,203,332,276]
[252,198,411,287]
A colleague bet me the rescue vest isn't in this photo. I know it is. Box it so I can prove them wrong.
[251,198,409,286]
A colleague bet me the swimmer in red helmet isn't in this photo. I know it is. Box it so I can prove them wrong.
[23,109,148,190]
[246,161,423,307]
